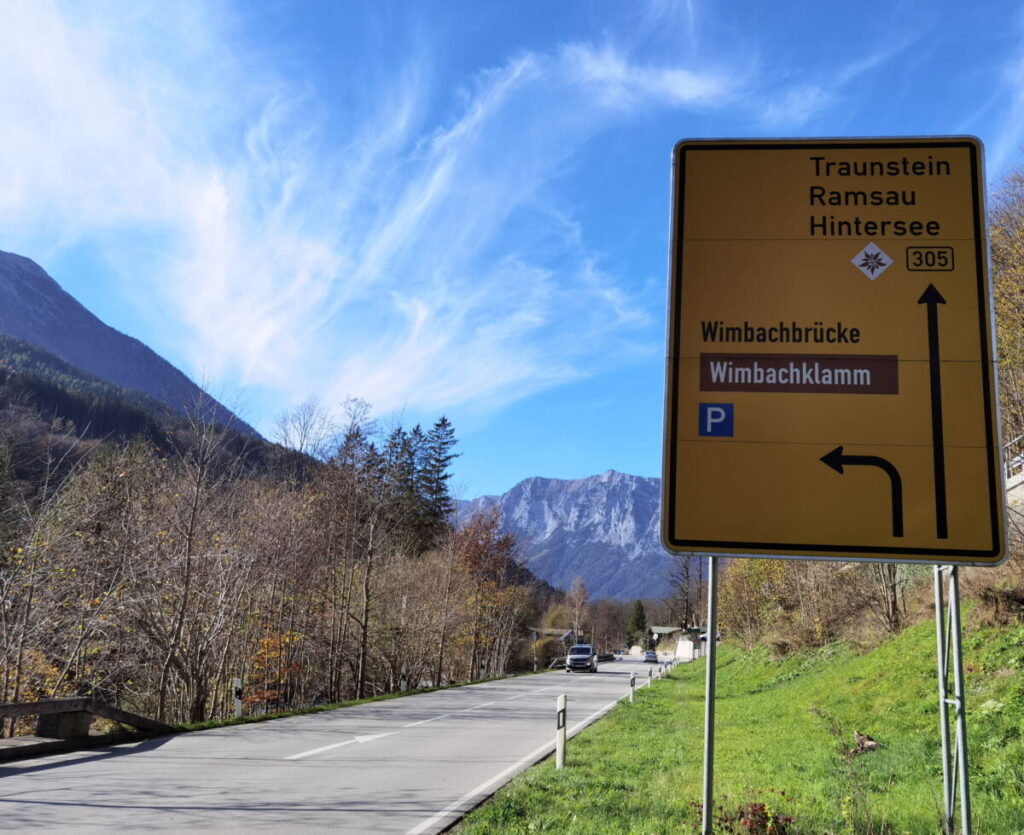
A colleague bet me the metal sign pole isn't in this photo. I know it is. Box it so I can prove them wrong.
[949,566,972,834]
[702,556,719,835]
[934,567,953,830]
[935,565,972,834]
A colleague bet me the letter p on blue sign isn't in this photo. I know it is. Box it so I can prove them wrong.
[699,403,733,437]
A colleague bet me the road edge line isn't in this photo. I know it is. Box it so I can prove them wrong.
[406,694,628,835]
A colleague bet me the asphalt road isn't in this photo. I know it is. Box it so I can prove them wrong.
[0,656,671,832]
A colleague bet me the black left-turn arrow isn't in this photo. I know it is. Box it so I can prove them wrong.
[820,446,904,538]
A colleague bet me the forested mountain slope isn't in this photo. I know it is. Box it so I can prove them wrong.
[0,250,255,436]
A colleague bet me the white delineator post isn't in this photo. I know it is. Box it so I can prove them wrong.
[555,694,567,769]
[233,677,243,719]
[629,673,636,703]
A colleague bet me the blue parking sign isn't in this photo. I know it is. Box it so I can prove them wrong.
[699,403,734,437]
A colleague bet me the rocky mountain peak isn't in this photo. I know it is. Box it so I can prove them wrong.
[459,470,671,600]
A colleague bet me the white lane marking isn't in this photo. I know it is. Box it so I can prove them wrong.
[460,701,496,711]
[407,698,625,835]
[289,681,577,756]
[404,714,450,728]
[285,731,397,761]
[503,684,559,701]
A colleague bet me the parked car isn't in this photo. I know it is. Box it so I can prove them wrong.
[565,644,598,673]
[643,650,658,663]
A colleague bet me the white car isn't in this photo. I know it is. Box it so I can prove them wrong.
[565,644,598,673]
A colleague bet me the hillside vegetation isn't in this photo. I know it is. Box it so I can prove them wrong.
[0,397,560,728]
[460,615,1024,833]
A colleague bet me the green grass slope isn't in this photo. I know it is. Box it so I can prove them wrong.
[460,620,1024,833]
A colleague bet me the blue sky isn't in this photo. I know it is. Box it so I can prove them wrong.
[2,0,1024,498]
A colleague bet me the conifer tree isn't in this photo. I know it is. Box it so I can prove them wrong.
[418,416,459,538]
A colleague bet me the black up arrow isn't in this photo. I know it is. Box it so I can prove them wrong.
[919,284,948,539]
[820,446,904,537]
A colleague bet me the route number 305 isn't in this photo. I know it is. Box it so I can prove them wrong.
[906,246,954,271]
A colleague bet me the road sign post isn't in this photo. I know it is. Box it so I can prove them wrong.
[936,566,972,834]
[702,557,719,835]
[663,137,1006,835]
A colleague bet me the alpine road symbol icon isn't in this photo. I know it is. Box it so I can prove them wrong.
[852,243,892,279]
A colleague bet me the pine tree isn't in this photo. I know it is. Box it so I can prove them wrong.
[418,416,459,538]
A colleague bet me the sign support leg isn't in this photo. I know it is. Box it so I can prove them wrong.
[935,566,971,834]
[934,567,953,830]
[702,556,719,835]
[949,567,972,834]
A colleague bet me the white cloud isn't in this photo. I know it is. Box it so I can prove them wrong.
[560,42,732,110]
[0,2,733,430]
[987,47,1024,178]
[758,83,832,128]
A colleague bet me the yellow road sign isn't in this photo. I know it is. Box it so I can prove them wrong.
[662,137,1006,565]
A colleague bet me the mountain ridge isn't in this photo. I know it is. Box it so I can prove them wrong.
[460,469,672,600]
[0,250,256,436]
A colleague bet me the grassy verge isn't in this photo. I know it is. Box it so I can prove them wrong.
[459,620,1024,833]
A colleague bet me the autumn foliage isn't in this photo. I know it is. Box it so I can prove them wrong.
[0,401,544,728]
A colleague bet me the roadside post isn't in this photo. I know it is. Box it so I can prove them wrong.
[232,677,243,719]
[555,694,567,769]
[663,137,1006,835]
[629,673,636,703]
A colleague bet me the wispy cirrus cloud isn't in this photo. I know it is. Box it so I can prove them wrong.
[988,25,1024,178]
[0,2,746,426]
[560,42,733,109]
[758,83,832,129]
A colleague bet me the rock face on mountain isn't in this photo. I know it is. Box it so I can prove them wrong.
[0,250,255,434]
[460,470,673,601]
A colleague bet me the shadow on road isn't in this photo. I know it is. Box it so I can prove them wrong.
[0,734,175,778]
